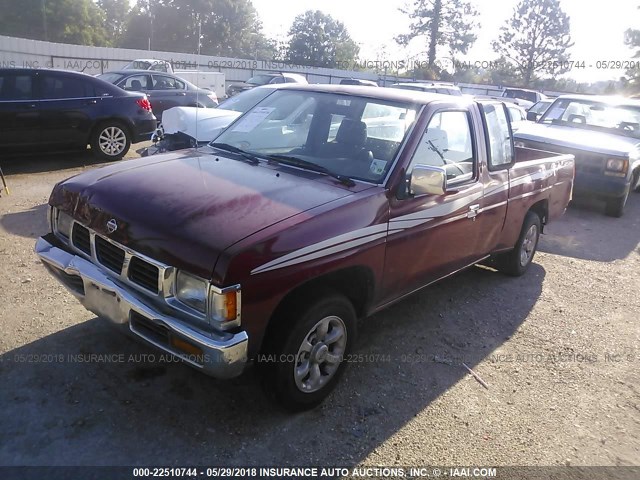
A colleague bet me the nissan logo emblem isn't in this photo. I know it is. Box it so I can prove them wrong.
[106,219,118,234]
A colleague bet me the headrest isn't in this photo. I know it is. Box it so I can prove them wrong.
[336,118,367,147]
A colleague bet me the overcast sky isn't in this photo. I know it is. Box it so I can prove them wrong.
[251,0,640,82]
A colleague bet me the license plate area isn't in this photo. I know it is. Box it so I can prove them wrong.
[84,282,126,323]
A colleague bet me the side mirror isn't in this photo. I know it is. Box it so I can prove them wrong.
[526,111,539,122]
[409,165,447,196]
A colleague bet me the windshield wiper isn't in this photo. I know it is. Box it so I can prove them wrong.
[209,143,260,165]
[266,154,356,187]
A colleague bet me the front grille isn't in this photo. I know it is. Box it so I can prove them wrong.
[65,222,164,297]
[522,140,604,174]
[128,256,160,294]
[95,236,125,274]
[71,224,91,255]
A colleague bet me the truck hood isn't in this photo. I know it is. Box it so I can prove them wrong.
[162,107,241,141]
[51,150,358,279]
[515,123,640,156]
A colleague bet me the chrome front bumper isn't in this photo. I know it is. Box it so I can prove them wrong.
[35,235,248,379]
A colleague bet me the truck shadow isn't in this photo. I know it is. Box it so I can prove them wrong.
[539,193,640,262]
[0,149,116,176]
[0,263,543,466]
[0,204,49,239]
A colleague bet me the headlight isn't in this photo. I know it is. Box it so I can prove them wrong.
[606,158,628,173]
[56,210,74,238]
[175,271,208,312]
[175,271,241,329]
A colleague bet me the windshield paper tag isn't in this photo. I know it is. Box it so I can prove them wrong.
[545,107,564,120]
[370,159,387,175]
[232,107,275,132]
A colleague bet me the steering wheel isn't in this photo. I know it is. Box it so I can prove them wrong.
[617,122,636,132]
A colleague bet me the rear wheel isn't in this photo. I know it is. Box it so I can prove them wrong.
[259,292,356,411]
[604,190,628,218]
[91,121,131,160]
[495,211,541,277]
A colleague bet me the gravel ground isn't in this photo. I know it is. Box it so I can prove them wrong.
[0,148,638,468]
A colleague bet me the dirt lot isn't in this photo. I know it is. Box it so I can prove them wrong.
[0,148,638,469]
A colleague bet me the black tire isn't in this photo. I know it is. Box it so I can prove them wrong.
[604,191,628,218]
[633,170,640,193]
[259,291,356,412]
[91,121,131,160]
[495,211,541,277]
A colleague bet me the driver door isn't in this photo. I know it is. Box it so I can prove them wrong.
[381,106,485,303]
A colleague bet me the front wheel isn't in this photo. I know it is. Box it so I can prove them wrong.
[260,292,356,411]
[495,211,541,277]
[604,191,628,218]
[632,170,640,193]
[91,121,131,160]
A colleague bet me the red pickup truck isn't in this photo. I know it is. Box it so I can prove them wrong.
[36,85,574,410]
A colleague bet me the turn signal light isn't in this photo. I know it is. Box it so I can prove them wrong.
[170,336,203,357]
[223,291,237,321]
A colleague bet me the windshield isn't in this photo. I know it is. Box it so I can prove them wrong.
[246,75,276,86]
[217,87,275,112]
[391,84,425,92]
[503,90,537,103]
[529,101,551,115]
[212,90,419,183]
[97,73,125,84]
[540,98,640,138]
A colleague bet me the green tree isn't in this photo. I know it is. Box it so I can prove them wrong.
[0,0,109,45]
[285,10,359,68]
[492,0,573,86]
[97,0,130,46]
[396,0,478,69]
[119,0,273,58]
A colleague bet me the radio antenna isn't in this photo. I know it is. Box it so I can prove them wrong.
[195,16,202,151]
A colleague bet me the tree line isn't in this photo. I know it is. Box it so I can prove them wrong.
[0,0,360,68]
[0,0,636,93]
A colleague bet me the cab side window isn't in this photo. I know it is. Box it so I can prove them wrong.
[484,103,514,168]
[151,75,184,90]
[408,110,475,185]
[121,74,149,91]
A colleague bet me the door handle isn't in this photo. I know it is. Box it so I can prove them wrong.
[176,92,187,96]
[22,103,37,109]
[467,204,480,220]
[85,99,97,105]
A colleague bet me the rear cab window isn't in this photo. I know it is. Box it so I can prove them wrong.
[479,102,514,169]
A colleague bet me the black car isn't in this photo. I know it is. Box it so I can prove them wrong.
[98,70,218,121]
[0,68,157,160]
